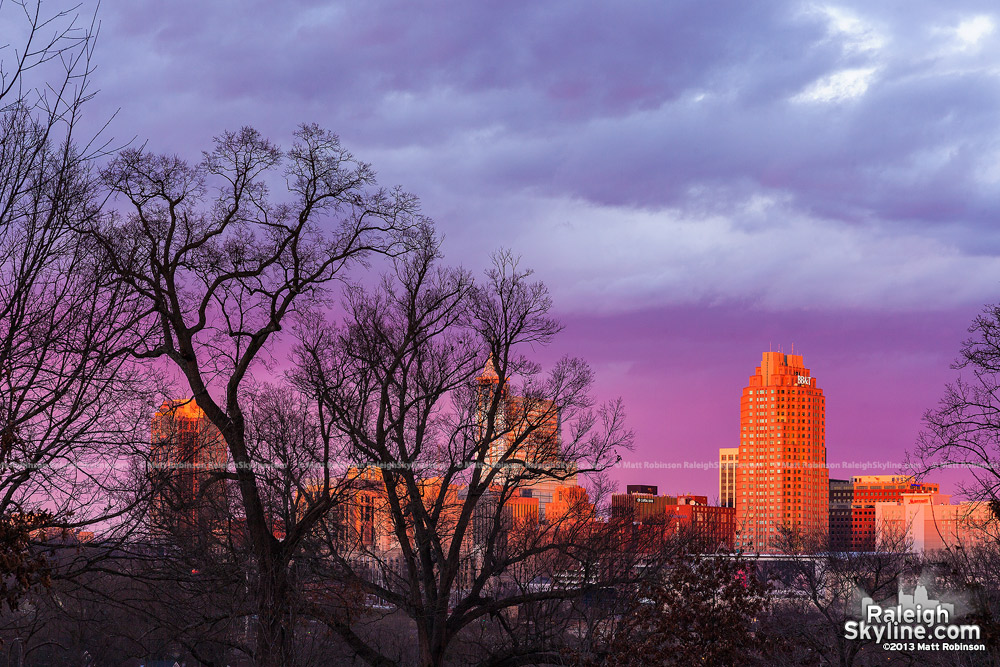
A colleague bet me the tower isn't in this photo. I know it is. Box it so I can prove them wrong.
[736,352,829,552]
[150,399,229,539]
[475,358,578,521]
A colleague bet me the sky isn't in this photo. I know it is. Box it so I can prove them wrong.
[13,0,1000,498]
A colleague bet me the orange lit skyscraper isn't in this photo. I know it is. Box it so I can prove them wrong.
[736,352,829,552]
[150,399,229,537]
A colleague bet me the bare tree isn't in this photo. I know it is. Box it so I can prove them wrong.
[0,0,156,617]
[912,303,1000,519]
[927,540,1000,666]
[577,550,772,667]
[86,123,427,666]
[291,241,667,667]
[759,526,915,667]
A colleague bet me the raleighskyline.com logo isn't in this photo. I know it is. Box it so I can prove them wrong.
[844,585,985,652]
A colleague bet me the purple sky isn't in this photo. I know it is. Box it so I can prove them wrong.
[30,0,1000,498]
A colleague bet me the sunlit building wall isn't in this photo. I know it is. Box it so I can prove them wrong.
[875,492,994,553]
[850,475,939,551]
[150,399,229,537]
[477,358,581,521]
[719,448,738,508]
[736,351,829,552]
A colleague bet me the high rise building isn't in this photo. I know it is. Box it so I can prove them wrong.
[736,351,829,552]
[875,492,993,553]
[150,399,229,538]
[476,358,579,521]
[719,447,738,508]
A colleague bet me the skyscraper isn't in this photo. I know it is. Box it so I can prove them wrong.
[736,351,829,552]
[150,399,229,538]
[476,358,578,521]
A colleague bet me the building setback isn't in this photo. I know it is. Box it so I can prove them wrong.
[736,351,829,552]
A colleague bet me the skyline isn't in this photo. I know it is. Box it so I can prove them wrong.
[32,0,1000,497]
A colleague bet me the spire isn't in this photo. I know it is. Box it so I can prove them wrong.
[479,354,500,383]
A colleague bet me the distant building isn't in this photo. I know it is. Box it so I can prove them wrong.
[663,502,736,550]
[828,478,853,551]
[611,488,677,522]
[611,487,734,549]
[321,467,384,550]
[850,475,938,551]
[546,484,593,524]
[875,493,993,553]
[719,448,738,508]
[626,484,657,496]
[150,399,229,539]
[476,357,582,521]
[736,351,829,552]
[471,489,539,551]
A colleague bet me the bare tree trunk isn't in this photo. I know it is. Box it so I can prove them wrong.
[256,554,292,667]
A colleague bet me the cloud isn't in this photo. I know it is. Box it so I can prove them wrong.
[508,192,1000,313]
[792,67,879,102]
[954,15,995,48]
[37,0,1000,318]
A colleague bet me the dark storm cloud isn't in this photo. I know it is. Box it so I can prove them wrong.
[76,0,1000,311]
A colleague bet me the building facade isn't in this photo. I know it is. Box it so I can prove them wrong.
[477,358,581,521]
[719,447,738,508]
[829,478,854,551]
[850,475,939,551]
[663,502,737,550]
[736,351,829,552]
[610,487,735,549]
[610,489,677,522]
[875,493,992,553]
[150,399,229,538]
